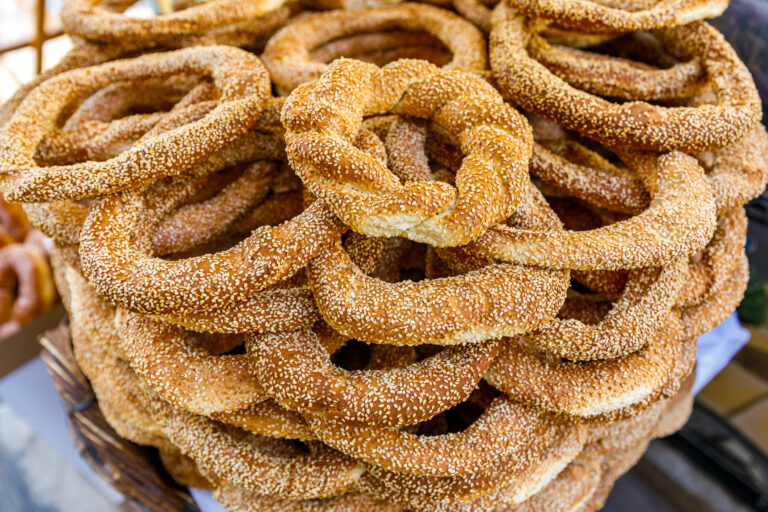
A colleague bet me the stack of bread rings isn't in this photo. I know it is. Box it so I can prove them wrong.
[1,0,765,510]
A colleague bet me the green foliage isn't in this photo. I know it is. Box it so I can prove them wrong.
[738,265,768,326]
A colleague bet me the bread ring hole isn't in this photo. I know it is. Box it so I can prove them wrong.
[309,30,453,69]
[416,384,500,436]
[331,339,371,371]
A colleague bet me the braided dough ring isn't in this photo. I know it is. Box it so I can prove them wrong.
[0,46,270,202]
[246,328,500,427]
[486,312,683,417]
[505,0,728,32]
[490,3,762,152]
[262,3,486,93]
[470,150,717,270]
[283,58,533,247]
[61,0,286,43]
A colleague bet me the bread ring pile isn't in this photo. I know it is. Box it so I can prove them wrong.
[0,198,56,337]
[1,0,764,510]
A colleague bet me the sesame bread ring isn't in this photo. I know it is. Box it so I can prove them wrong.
[501,444,603,512]
[521,260,687,361]
[245,328,500,427]
[505,0,728,32]
[150,161,280,256]
[79,171,343,317]
[527,33,705,102]
[22,85,220,247]
[71,320,174,451]
[211,400,317,441]
[0,46,270,202]
[213,484,401,512]
[470,150,717,271]
[679,250,749,339]
[61,0,286,43]
[115,309,267,416]
[702,124,768,216]
[0,41,127,128]
[486,312,683,417]
[490,4,762,152]
[0,244,56,332]
[150,398,364,500]
[358,422,586,511]
[305,396,557,477]
[676,207,747,307]
[308,234,568,346]
[36,96,217,167]
[283,58,533,247]
[262,4,486,93]
[530,139,649,215]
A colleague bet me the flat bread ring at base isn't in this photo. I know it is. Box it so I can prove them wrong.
[262,3,486,93]
[490,3,761,153]
[0,46,270,202]
[245,328,500,427]
[283,58,533,247]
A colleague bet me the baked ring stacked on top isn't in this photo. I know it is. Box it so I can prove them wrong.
[0,0,763,510]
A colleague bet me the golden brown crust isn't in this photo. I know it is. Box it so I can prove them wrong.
[486,313,683,417]
[61,0,286,43]
[505,0,728,32]
[246,328,500,426]
[283,58,533,247]
[0,46,270,202]
[263,4,486,93]
[471,151,717,270]
[490,4,761,152]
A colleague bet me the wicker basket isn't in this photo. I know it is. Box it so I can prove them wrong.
[39,321,201,512]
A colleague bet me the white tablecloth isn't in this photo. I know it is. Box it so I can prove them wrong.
[0,313,751,512]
